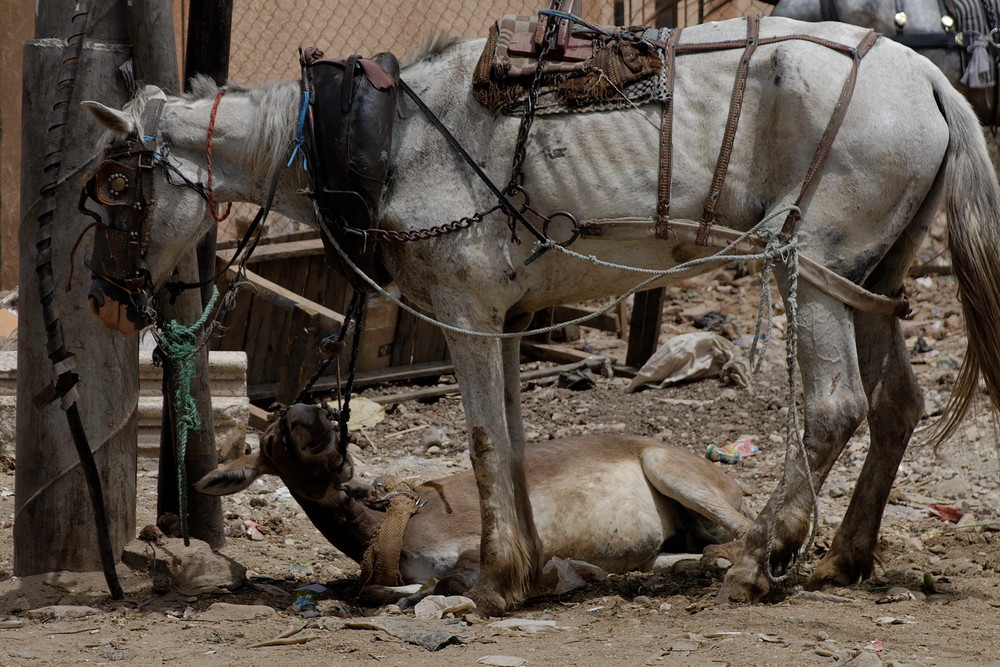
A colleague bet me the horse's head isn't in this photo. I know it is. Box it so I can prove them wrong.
[195,403,354,501]
[81,84,225,333]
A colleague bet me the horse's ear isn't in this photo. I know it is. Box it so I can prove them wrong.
[81,100,135,135]
[193,453,276,495]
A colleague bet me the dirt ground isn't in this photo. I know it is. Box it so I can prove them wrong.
[0,259,998,666]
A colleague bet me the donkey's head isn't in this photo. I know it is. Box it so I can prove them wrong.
[195,403,354,501]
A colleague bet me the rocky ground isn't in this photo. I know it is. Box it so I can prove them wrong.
[0,255,998,665]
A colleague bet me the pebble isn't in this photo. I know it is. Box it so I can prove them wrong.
[420,427,444,449]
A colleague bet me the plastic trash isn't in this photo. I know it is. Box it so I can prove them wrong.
[706,437,761,464]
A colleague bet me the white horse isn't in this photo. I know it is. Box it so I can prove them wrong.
[82,17,1000,613]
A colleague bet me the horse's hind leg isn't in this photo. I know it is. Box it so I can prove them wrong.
[809,242,927,588]
[718,286,868,602]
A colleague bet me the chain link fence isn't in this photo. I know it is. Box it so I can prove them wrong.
[220,0,771,240]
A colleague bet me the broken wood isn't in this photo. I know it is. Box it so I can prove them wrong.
[521,341,617,366]
[220,264,345,329]
[371,357,608,405]
[248,360,455,401]
[217,238,324,264]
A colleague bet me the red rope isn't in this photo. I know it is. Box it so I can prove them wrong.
[206,89,232,222]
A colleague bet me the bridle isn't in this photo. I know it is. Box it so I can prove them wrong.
[78,97,168,303]
[78,89,280,323]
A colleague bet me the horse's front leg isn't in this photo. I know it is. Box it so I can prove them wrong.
[439,309,542,615]
[718,286,868,602]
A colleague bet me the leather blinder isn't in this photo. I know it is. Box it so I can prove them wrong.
[93,160,138,207]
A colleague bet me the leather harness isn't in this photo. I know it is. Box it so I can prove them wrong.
[653,20,882,250]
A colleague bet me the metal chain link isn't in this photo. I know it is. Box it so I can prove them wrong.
[346,205,502,243]
[506,2,564,195]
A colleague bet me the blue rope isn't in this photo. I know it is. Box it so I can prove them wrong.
[287,90,310,170]
[155,285,219,545]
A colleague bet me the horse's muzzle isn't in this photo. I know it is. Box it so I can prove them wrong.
[87,277,150,334]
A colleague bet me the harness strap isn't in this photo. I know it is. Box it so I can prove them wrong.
[700,15,761,245]
[655,28,683,239]
[779,30,880,243]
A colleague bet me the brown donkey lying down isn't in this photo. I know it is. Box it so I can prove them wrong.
[195,404,753,600]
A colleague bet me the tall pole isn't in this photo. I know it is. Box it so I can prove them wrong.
[152,0,235,548]
[16,0,137,577]
[126,0,225,548]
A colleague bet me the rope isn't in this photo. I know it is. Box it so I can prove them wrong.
[323,206,799,339]
[153,285,220,545]
[759,237,820,583]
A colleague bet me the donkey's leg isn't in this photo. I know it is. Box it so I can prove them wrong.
[718,287,868,602]
[440,321,542,615]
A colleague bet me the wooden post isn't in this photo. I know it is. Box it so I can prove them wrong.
[655,0,678,28]
[157,255,224,547]
[125,0,225,548]
[625,288,665,369]
[15,0,137,575]
[184,0,233,87]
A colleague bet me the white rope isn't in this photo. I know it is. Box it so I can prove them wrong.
[322,205,799,340]
[760,236,821,584]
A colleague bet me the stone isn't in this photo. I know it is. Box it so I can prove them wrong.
[23,605,102,621]
[420,427,443,450]
[122,537,246,595]
[195,602,278,622]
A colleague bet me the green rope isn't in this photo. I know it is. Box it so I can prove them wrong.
[155,285,219,545]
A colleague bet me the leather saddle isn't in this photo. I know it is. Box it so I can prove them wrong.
[303,49,399,292]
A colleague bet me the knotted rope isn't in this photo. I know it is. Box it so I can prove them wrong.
[153,285,220,545]
[360,478,422,586]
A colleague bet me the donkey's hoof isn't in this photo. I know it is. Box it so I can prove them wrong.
[716,559,770,603]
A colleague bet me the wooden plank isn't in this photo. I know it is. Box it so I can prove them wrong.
[521,341,616,365]
[626,288,665,368]
[551,304,620,334]
[216,238,324,264]
[248,403,271,431]
[216,228,320,250]
[219,263,345,328]
[370,357,609,405]
[248,360,456,401]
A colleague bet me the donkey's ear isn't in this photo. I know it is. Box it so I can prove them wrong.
[81,101,135,135]
[193,453,275,495]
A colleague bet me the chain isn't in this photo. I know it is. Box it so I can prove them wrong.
[347,205,501,242]
[506,2,564,196]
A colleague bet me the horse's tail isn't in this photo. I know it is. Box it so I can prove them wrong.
[925,75,1000,450]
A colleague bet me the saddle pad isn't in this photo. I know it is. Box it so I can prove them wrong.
[473,18,664,116]
[500,13,594,77]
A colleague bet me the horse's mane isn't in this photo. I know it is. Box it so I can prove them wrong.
[183,74,298,184]
[403,34,466,68]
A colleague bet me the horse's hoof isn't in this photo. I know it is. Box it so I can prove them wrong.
[806,552,868,590]
[702,538,745,565]
[716,560,770,603]
[466,583,511,617]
